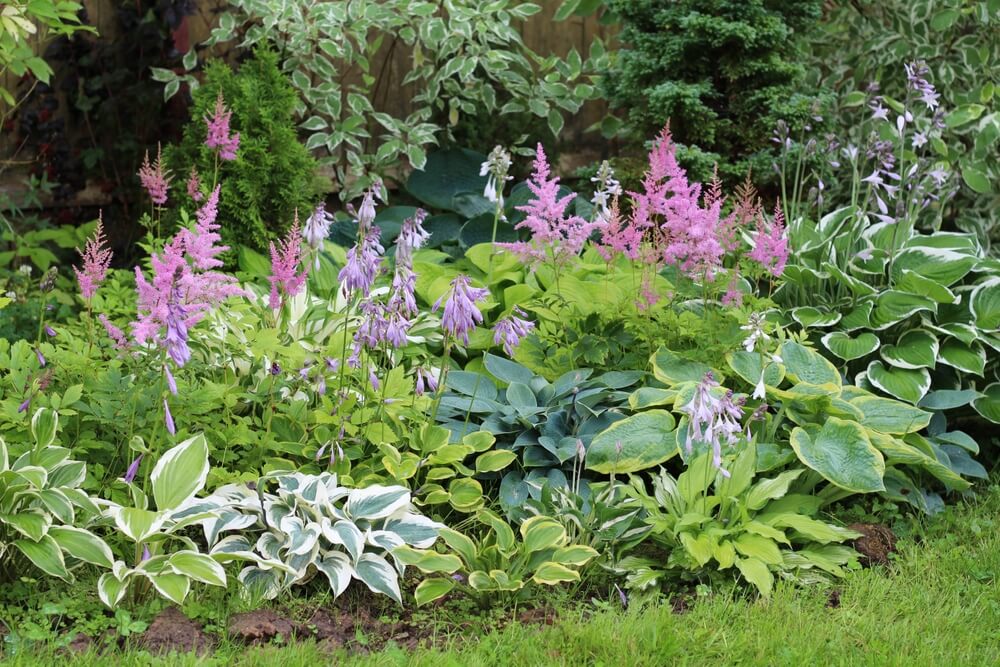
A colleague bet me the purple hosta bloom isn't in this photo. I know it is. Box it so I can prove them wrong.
[270,361,282,375]
[928,167,949,186]
[123,455,143,483]
[74,214,113,300]
[384,311,411,349]
[870,100,889,121]
[325,357,340,373]
[615,584,628,610]
[681,373,746,478]
[303,203,334,261]
[18,398,31,413]
[493,306,535,356]
[45,325,56,337]
[205,91,240,160]
[187,168,203,202]
[480,145,513,209]
[740,312,768,353]
[141,545,151,562]
[164,399,176,435]
[435,274,489,345]
[316,376,327,396]
[164,364,178,395]
[905,61,940,110]
[138,144,171,205]
[268,214,308,310]
[35,348,46,367]
[164,290,191,367]
[395,210,430,269]
[369,369,380,391]
[388,267,417,317]
[414,367,439,396]
[339,227,384,298]
[590,160,622,224]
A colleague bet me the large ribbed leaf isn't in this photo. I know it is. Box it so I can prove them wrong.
[586,410,677,474]
[789,419,885,493]
[866,361,931,404]
[780,341,841,386]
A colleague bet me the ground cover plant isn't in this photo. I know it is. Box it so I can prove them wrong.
[1,3,999,663]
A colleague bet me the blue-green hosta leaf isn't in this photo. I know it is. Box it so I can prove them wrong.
[973,383,1000,424]
[932,430,979,454]
[866,361,931,404]
[919,390,983,411]
[937,340,986,376]
[971,277,1000,331]
[939,446,988,480]
[651,347,717,384]
[345,486,411,521]
[871,291,937,330]
[483,353,534,385]
[151,434,209,512]
[849,395,931,434]
[586,410,677,474]
[789,419,886,493]
[780,341,841,386]
[48,526,113,569]
[866,431,970,491]
[727,351,784,387]
[321,519,364,562]
[355,553,402,604]
[821,332,880,361]
[890,247,977,287]
[840,301,874,332]
[791,307,842,328]
[896,270,958,304]
[316,551,353,597]
[14,535,69,579]
[169,551,227,587]
[880,330,938,369]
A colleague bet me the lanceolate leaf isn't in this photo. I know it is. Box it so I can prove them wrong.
[151,434,210,512]
[355,553,402,604]
[14,535,69,579]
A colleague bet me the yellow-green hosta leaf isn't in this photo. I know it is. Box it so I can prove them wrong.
[414,577,456,606]
[745,470,804,511]
[726,351,784,387]
[679,531,714,567]
[586,410,677,474]
[713,540,736,568]
[866,431,971,492]
[447,478,483,512]
[850,395,931,434]
[391,545,462,573]
[552,545,599,567]
[520,516,567,553]
[474,450,517,473]
[780,341,841,386]
[789,418,885,493]
[628,387,678,409]
[734,533,783,565]
[761,513,862,544]
[735,556,773,597]
[531,562,581,585]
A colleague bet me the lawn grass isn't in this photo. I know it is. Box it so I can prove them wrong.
[7,483,1000,666]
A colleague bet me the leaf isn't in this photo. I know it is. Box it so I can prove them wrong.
[850,395,931,433]
[762,514,861,544]
[734,534,783,565]
[391,546,462,573]
[552,545,599,567]
[866,361,931,404]
[586,410,677,474]
[414,577,456,605]
[891,247,977,287]
[973,383,1000,424]
[520,516,567,553]
[745,470,804,511]
[971,278,1000,330]
[30,407,58,448]
[821,332,880,362]
[147,573,191,605]
[532,562,581,585]
[651,347,715,384]
[962,166,992,193]
[112,508,165,543]
[880,330,938,369]
[345,486,411,520]
[919,390,982,411]
[726,351,784,387]
[872,291,937,329]
[1,511,50,541]
[315,552,353,597]
[780,341,841,386]
[735,557,773,597]
[484,353,534,385]
[448,478,483,511]
[15,535,69,579]
[475,450,517,473]
[406,148,489,211]
[355,553,402,604]
[169,551,226,587]
[937,340,985,376]
[151,434,209,512]
[49,526,113,568]
[789,418,886,493]
[98,571,129,608]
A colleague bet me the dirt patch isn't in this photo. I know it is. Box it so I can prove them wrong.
[229,609,302,645]
[139,607,215,655]
[826,589,841,608]
[517,607,557,626]
[66,633,94,654]
[848,523,897,567]
[670,595,693,614]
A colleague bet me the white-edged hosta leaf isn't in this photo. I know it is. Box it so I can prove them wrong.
[98,570,129,608]
[367,529,405,553]
[30,407,58,448]
[345,486,411,521]
[871,291,937,329]
[866,361,931,404]
[111,507,166,543]
[355,553,402,604]
[791,307,841,328]
[38,489,74,524]
[322,519,365,562]
[169,550,227,587]
[937,340,986,375]
[1,511,50,541]
[971,277,1000,330]
[14,535,69,579]
[896,270,958,304]
[151,434,209,512]
[880,330,938,369]
[48,526,114,568]
[383,513,442,549]
[890,247,977,286]
[238,566,284,601]
[315,550,353,597]
[789,418,885,493]
[821,332,880,361]
[920,318,980,345]
[279,516,321,556]
[146,572,191,604]
[840,301,874,331]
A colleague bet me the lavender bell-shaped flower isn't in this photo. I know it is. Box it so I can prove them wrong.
[17,397,31,413]
[123,455,143,483]
[164,399,176,435]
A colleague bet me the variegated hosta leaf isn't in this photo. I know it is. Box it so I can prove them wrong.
[865,361,931,404]
[345,486,412,521]
[109,507,166,543]
[880,330,938,369]
[896,270,958,304]
[315,551,353,596]
[14,534,69,579]
[789,419,885,494]
[937,340,986,376]
[871,291,937,330]
[98,568,131,608]
[821,331,880,361]
[48,526,114,569]
[354,553,402,604]
[383,513,443,549]
[973,383,1000,424]
[321,518,365,562]
[239,566,284,601]
[791,307,842,328]
[279,516,322,556]
[971,277,1000,331]
[169,550,227,587]
[366,529,405,553]
[150,434,210,512]
[890,246,977,287]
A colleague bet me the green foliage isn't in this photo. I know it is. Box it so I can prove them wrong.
[166,48,322,256]
[603,0,827,182]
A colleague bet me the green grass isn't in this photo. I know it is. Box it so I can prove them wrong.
[6,484,1000,666]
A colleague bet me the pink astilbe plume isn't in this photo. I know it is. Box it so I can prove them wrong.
[268,213,308,310]
[497,144,602,269]
[205,91,240,161]
[138,144,171,205]
[748,201,789,277]
[74,213,112,299]
[187,168,203,202]
[597,196,644,261]
[132,189,244,361]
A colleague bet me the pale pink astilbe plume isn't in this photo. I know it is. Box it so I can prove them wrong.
[99,314,129,350]
[268,213,308,310]
[132,190,244,357]
[74,213,112,299]
[138,144,171,205]
[187,168,203,202]
[497,144,602,269]
[205,91,240,161]
[748,201,789,277]
[597,196,644,262]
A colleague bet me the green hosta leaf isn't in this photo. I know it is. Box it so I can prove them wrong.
[147,572,191,605]
[735,557,773,597]
[850,395,931,434]
[780,341,841,386]
[448,478,483,512]
[414,577,456,606]
[345,486,411,520]
[474,450,517,473]
[762,514,861,543]
[651,347,716,384]
[30,407,58,448]
[355,553,402,604]
[734,533,783,565]
[151,434,209,512]
[896,270,957,304]
[169,551,226,587]
[866,361,931,404]
[821,332,880,361]
[789,418,885,493]
[872,291,937,329]
[520,516,567,553]
[15,535,69,579]
[679,532,714,566]
[971,278,1000,330]
[726,351,784,387]
[586,410,677,474]
[791,307,841,328]
[937,340,986,376]
[532,562,581,585]
[880,330,938,369]
[48,526,113,568]
[745,470,804,511]
[919,390,982,411]
[891,248,977,287]
[973,383,1000,424]
[962,166,992,194]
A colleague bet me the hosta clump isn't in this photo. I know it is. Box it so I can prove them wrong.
[202,472,442,604]
[620,447,862,599]
[0,409,112,582]
[437,353,642,513]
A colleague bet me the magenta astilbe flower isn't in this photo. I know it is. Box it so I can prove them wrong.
[138,144,171,205]
[268,214,308,310]
[748,201,789,277]
[187,168,203,202]
[205,91,240,160]
[99,314,129,349]
[73,214,113,300]
[497,144,602,269]
[493,306,534,356]
[434,274,489,345]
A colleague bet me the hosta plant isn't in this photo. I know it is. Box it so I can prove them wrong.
[393,509,598,608]
[619,447,861,599]
[0,409,112,582]
[202,472,443,604]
